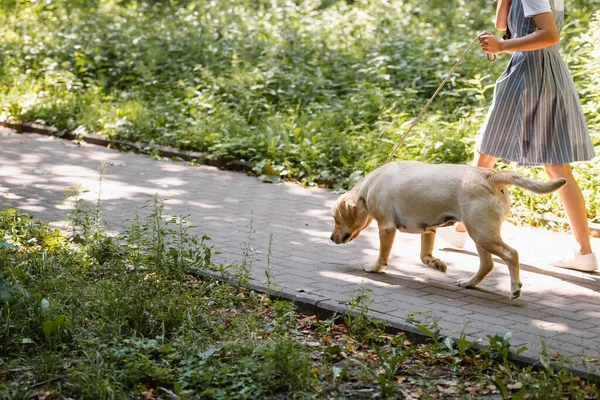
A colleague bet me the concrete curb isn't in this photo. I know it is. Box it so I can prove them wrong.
[191,270,598,383]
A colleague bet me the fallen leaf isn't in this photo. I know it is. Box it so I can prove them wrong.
[142,389,156,400]
[507,382,523,390]
[34,391,59,400]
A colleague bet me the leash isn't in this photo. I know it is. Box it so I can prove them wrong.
[384,33,496,164]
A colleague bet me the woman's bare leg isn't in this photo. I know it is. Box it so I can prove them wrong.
[543,163,592,254]
[473,151,498,169]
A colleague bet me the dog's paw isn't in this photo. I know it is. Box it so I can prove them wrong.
[455,278,476,288]
[363,262,386,273]
[510,282,523,300]
[421,255,447,273]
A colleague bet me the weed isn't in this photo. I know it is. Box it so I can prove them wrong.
[234,211,256,287]
[64,184,93,240]
[441,322,482,369]
[410,311,443,347]
[371,344,414,398]
[264,233,277,294]
[340,286,387,344]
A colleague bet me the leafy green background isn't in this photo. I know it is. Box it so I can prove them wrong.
[1,0,599,227]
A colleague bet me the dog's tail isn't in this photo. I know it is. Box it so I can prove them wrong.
[489,171,566,194]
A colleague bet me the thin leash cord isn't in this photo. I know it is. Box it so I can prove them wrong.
[384,33,495,164]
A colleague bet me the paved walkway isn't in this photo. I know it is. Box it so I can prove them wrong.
[2,128,600,377]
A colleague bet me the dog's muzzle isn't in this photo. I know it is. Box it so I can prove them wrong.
[331,233,351,244]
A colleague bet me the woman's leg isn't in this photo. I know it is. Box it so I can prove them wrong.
[473,151,498,169]
[543,163,592,254]
[455,152,498,232]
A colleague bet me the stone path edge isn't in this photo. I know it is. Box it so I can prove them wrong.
[0,119,252,173]
[2,120,599,381]
[192,269,596,382]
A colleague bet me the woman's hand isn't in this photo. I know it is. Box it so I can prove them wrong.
[478,31,504,55]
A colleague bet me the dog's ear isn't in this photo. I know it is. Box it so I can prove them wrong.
[341,196,357,217]
[355,197,369,218]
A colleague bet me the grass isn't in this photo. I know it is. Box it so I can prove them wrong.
[0,0,599,230]
[1,198,599,398]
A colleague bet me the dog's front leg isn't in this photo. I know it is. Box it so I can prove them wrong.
[364,225,396,273]
[420,232,447,272]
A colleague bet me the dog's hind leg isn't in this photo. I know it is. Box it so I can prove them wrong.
[480,241,521,299]
[455,244,494,288]
[465,234,522,300]
[458,201,521,299]
[420,232,447,272]
[364,224,396,273]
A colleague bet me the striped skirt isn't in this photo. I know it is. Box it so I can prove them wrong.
[477,46,595,166]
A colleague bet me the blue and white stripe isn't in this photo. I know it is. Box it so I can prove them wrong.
[477,0,595,165]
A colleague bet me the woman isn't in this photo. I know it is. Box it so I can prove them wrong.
[439,0,597,271]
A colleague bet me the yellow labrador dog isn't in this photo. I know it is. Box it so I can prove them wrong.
[330,161,566,299]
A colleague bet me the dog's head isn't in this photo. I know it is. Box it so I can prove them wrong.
[330,192,372,244]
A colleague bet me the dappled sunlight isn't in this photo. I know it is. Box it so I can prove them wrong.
[0,167,40,185]
[320,270,397,288]
[52,165,102,178]
[300,208,331,219]
[319,269,429,288]
[187,201,223,209]
[299,228,332,241]
[156,163,190,173]
[16,205,46,213]
[283,184,323,197]
[529,318,566,331]
[146,176,189,188]
[376,269,429,284]
[85,149,123,162]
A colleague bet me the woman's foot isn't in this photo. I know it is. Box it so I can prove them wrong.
[551,250,598,272]
[437,226,468,248]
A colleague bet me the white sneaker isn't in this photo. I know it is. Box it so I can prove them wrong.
[551,250,598,272]
[436,226,468,249]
